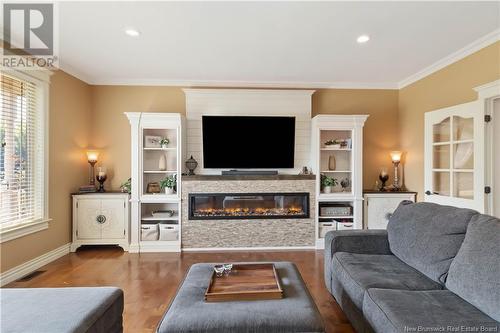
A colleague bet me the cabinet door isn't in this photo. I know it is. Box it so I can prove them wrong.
[100,199,125,239]
[424,101,484,212]
[76,199,101,239]
[366,196,414,229]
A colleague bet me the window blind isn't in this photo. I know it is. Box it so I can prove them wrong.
[0,73,45,229]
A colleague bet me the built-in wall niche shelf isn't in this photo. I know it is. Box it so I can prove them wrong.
[141,214,179,221]
[143,147,177,151]
[143,170,178,174]
[320,148,352,151]
[320,170,352,173]
[319,216,354,219]
[140,194,179,203]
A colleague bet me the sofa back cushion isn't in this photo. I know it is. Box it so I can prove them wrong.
[387,202,477,284]
[446,214,500,321]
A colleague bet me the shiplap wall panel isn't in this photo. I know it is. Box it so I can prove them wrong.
[184,89,314,174]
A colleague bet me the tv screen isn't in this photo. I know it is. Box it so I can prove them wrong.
[202,116,295,169]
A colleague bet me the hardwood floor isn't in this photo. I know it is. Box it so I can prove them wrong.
[6,246,354,333]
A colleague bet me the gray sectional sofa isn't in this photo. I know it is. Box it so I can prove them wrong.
[324,201,500,333]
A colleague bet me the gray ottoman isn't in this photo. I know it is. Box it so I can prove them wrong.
[157,262,325,333]
[0,287,123,333]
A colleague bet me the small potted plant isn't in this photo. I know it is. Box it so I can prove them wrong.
[120,178,131,194]
[160,138,169,149]
[160,174,176,194]
[321,175,338,194]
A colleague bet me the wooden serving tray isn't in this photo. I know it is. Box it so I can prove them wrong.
[205,263,283,302]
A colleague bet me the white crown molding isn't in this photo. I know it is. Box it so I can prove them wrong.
[78,78,398,90]
[0,243,70,287]
[398,29,500,89]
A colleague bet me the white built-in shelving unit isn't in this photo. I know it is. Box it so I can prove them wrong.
[311,115,368,249]
[126,113,185,252]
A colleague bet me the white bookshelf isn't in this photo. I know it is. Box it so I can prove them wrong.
[126,113,185,253]
[311,115,368,249]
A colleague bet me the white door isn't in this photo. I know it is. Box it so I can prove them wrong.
[424,101,485,211]
[77,199,102,239]
[101,199,125,239]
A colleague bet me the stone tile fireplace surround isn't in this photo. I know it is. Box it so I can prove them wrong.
[181,175,316,249]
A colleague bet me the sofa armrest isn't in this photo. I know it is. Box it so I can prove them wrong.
[324,230,391,293]
[325,230,391,257]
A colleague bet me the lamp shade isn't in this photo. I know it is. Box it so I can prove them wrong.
[390,151,402,163]
[86,150,99,163]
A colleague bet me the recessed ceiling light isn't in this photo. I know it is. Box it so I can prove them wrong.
[125,28,140,37]
[357,35,370,43]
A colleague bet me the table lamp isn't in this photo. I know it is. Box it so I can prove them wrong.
[86,150,99,186]
[390,151,402,190]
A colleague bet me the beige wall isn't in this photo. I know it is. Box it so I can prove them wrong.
[0,70,92,273]
[399,42,500,199]
[313,89,399,188]
[91,86,186,189]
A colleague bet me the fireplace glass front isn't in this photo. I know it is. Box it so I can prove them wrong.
[189,192,310,220]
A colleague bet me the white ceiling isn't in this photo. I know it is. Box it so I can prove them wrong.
[58,1,500,88]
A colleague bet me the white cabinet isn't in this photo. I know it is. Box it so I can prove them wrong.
[71,193,130,252]
[363,192,416,229]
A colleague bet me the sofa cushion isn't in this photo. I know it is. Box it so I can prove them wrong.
[446,214,500,322]
[330,252,442,309]
[387,202,477,284]
[0,287,123,333]
[363,289,499,333]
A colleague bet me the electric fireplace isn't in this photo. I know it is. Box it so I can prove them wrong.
[188,192,310,220]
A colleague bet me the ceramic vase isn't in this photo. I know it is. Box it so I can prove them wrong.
[159,154,167,171]
[328,155,336,170]
[323,186,332,194]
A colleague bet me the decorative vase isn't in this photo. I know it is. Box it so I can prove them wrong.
[185,155,198,175]
[328,155,336,171]
[165,187,174,195]
[161,143,168,149]
[323,186,332,194]
[159,154,167,171]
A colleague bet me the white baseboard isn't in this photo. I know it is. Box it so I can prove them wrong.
[0,243,70,287]
[182,245,316,252]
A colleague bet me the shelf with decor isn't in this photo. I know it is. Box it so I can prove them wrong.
[126,112,185,253]
[311,115,368,249]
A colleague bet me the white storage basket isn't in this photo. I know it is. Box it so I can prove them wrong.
[141,224,158,241]
[319,223,337,238]
[337,222,353,230]
[158,224,179,241]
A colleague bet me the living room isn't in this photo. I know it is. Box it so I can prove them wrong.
[0,1,499,333]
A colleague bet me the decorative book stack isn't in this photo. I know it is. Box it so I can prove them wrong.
[79,185,97,193]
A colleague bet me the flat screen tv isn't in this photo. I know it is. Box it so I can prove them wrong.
[202,116,295,169]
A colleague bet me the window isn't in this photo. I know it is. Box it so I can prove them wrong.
[0,72,49,241]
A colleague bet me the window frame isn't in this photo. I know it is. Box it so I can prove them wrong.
[0,69,51,243]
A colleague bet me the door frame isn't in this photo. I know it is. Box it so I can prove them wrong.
[475,80,500,215]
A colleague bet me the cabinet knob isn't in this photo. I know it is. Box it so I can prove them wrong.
[425,190,432,195]
[96,215,106,224]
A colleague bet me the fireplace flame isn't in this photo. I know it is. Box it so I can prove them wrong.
[194,207,305,217]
